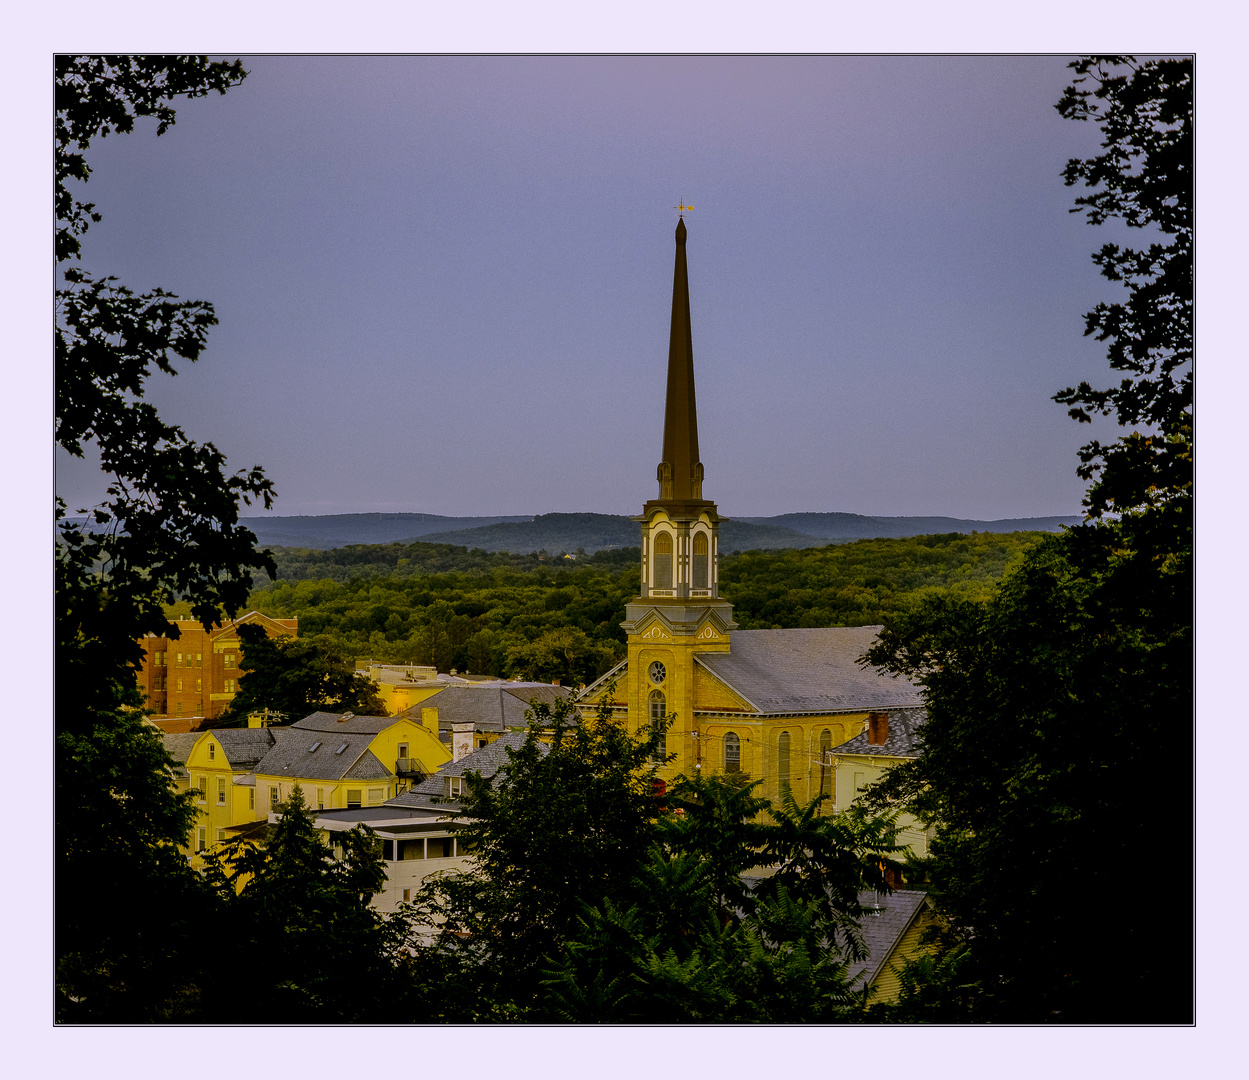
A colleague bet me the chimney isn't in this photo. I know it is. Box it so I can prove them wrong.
[420,707,439,734]
[450,722,475,763]
[867,712,889,746]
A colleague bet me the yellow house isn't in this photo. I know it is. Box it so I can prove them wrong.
[848,890,938,1004]
[320,729,539,912]
[251,710,451,816]
[830,709,933,863]
[174,726,287,865]
[577,216,921,803]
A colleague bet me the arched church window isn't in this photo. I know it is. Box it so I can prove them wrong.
[649,690,667,763]
[692,531,708,589]
[653,532,673,588]
[778,731,791,792]
[724,731,740,773]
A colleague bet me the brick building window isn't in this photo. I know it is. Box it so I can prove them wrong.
[224,653,236,668]
[176,653,183,667]
[778,731,791,792]
[724,731,741,773]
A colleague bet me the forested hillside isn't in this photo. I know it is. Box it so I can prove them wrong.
[209,531,1048,684]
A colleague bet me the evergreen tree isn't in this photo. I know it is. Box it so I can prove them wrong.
[203,786,414,1022]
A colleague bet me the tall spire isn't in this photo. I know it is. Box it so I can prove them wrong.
[657,216,704,502]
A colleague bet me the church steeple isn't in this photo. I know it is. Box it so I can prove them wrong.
[630,212,733,610]
[658,215,703,502]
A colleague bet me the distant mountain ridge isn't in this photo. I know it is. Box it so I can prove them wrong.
[214,509,1081,553]
[234,513,530,549]
[736,511,1083,541]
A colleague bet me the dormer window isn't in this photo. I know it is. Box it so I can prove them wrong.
[448,776,464,798]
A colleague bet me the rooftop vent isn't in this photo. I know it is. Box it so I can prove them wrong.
[338,713,354,723]
[309,741,321,752]
[335,743,348,755]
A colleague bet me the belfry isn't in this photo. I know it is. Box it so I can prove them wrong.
[581,213,923,800]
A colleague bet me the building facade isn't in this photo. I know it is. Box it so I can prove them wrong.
[138,610,297,725]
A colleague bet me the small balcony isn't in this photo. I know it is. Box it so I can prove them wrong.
[395,757,423,779]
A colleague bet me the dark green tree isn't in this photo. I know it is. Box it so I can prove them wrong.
[859,56,1192,1023]
[1055,55,1192,524]
[506,626,621,687]
[539,776,902,1022]
[407,692,666,1020]
[55,55,276,1020]
[218,622,386,724]
[202,786,414,1022]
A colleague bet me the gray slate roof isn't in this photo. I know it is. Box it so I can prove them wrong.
[253,727,392,782]
[292,711,404,735]
[846,889,930,989]
[386,730,547,810]
[831,708,926,758]
[399,683,571,733]
[695,627,920,715]
[162,732,202,778]
[212,727,282,769]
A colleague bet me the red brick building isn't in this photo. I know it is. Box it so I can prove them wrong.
[138,611,297,730]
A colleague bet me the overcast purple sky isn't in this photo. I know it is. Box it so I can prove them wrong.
[57,54,1136,521]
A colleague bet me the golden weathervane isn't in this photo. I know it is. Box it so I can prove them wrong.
[674,201,694,214]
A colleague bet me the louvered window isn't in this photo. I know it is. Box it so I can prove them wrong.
[653,532,673,588]
[692,532,708,588]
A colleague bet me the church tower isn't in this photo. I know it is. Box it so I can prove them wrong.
[622,214,736,779]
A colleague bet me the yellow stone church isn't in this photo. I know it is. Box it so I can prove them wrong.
[579,216,922,803]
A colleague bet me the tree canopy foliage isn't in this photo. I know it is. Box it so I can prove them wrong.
[405,696,903,1022]
[200,787,412,1022]
[234,532,1045,688]
[859,56,1193,1023]
[54,56,277,1019]
[216,622,387,725]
